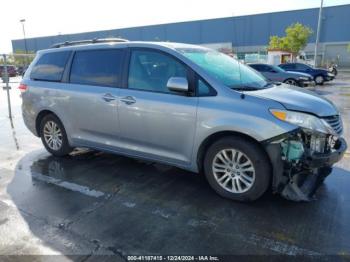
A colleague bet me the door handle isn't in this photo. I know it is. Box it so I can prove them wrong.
[120,96,136,105]
[102,93,116,102]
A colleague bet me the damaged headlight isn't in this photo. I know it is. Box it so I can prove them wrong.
[270,109,336,135]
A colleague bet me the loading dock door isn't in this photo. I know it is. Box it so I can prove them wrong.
[324,44,350,67]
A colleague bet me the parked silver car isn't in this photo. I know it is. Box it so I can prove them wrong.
[249,63,314,87]
[20,40,347,202]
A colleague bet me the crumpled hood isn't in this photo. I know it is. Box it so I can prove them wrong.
[247,84,338,117]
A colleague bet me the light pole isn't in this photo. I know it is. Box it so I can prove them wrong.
[20,19,28,55]
[2,54,12,120]
[314,0,324,67]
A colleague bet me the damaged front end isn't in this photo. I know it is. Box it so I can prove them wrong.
[264,128,347,201]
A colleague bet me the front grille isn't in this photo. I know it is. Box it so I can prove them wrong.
[322,115,343,135]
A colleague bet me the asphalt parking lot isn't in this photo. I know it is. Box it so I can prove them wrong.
[0,75,350,261]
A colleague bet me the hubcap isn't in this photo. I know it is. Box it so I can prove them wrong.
[315,76,323,84]
[43,121,63,150]
[286,79,296,85]
[212,149,255,194]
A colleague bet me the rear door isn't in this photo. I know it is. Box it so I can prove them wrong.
[66,48,125,148]
[117,48,198,166]
[26,50,73,136]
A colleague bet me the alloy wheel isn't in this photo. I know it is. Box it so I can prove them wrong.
[315,76,324,84]
[43,121,63,150]
[285,79,297,86]
[212,149,255,193]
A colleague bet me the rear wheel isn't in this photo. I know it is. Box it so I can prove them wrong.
[314,75,324,85]
[40,114,73,156]
[203,137,271,202]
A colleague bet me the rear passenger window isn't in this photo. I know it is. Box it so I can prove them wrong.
[70,49,123,87]
[295,63,309,70]
[30,51,71,81]
[250,65,260,71]
[281,64,294,70]
[262,65,271,72]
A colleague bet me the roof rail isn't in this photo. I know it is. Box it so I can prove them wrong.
[50,38,129,48]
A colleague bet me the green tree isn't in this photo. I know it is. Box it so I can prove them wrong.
[8,50,35,66]
[268,23,313,58]
[268,36,282,50]
[285,23,313,54]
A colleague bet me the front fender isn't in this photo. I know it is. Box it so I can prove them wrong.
[189,93,297,172]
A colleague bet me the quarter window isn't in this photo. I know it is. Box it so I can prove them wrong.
[128,50,188,94]
[197,79,216,96]
[30,51,71,81]
[70,49,124,87]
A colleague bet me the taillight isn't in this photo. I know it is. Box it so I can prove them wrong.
[18,83,28,93]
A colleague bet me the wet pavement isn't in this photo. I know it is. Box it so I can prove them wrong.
[0,75,350,260]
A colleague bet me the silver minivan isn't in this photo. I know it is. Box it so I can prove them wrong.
[20,39,347,202]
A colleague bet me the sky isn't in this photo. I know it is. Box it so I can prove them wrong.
[1,0,350,53]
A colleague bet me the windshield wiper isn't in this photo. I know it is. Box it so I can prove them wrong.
[263,82,278,88]
[268,81,281,86]
[231,86,261,91]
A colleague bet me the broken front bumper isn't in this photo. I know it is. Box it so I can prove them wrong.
[264,130,347,201]
[304,138,346,168]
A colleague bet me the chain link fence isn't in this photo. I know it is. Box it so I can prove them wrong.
[1,53,35,120]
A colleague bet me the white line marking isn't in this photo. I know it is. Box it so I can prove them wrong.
[0,199,17,208]
[247,234,322,255]
[122,201,136,208]
[31,172,105,198]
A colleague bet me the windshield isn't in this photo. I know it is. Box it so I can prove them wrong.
[177,48,270,90]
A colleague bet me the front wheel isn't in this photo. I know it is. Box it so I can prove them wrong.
[284,78,297,86]
[40,114,73,157]
[314,75,324,85]
[203,137,271,202]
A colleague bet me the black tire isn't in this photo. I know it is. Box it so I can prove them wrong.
[314,75,324,85]
[203,136,271,202]
[331,68,337,76]
[283,78,298,86]
[39,114,73,157]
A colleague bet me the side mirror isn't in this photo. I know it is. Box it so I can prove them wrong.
[167,77,189,93]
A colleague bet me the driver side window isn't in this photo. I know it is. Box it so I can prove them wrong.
[128,50,188,94]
